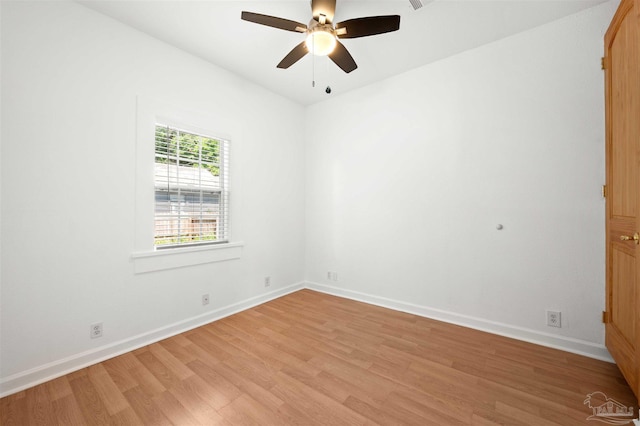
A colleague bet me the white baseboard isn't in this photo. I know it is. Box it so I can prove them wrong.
[0,280,614,398]
[305,281,614,363]
[0,282,304,398]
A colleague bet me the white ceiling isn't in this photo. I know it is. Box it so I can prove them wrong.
[77,0,605,105]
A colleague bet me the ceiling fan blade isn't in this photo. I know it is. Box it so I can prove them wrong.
[241,11,307,33]
[311,0,336,24]
[335,15,400,39]
[328,41,357,73]
[277,42,310,69]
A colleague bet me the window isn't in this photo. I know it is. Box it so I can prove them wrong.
[133,98,242,272]
[154,124,229,249]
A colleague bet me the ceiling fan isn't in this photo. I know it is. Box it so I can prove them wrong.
[241,0,400,73]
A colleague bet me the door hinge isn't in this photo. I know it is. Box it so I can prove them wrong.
[602,310,611,323]
[602,185,607,198]
[601,57,606,70]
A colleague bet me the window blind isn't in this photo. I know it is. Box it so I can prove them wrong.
[154,124,229,249]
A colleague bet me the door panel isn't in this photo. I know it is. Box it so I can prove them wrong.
[610,12,638,218]
[612,248,636,343]
[605,0,640,403]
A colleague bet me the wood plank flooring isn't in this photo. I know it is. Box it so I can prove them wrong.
[1,289,637,425]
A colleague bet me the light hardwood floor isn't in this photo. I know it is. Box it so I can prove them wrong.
[1,289,637,425]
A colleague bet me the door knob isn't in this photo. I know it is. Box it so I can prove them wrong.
[620,232,639,244]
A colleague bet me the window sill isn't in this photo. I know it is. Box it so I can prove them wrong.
[131,241,244,273]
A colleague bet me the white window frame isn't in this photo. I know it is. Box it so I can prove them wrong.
[132,97,243,273]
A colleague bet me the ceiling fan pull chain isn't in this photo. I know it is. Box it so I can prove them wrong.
[312,37,316,87]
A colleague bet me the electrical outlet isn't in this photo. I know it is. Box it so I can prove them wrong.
[332,272,338,281]
[546,310,561,328]
[90,322,103,339]
[264,276,271,287]
[202,294,210,306]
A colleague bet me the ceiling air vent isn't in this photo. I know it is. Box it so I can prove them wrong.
[409,0,423,10]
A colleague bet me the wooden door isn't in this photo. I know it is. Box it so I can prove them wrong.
[605,0,640,404]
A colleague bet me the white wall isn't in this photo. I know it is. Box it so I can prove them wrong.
[304,1,618,358]
[0,0,305,394]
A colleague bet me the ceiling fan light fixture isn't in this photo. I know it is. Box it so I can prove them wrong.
[305,28,337,56]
